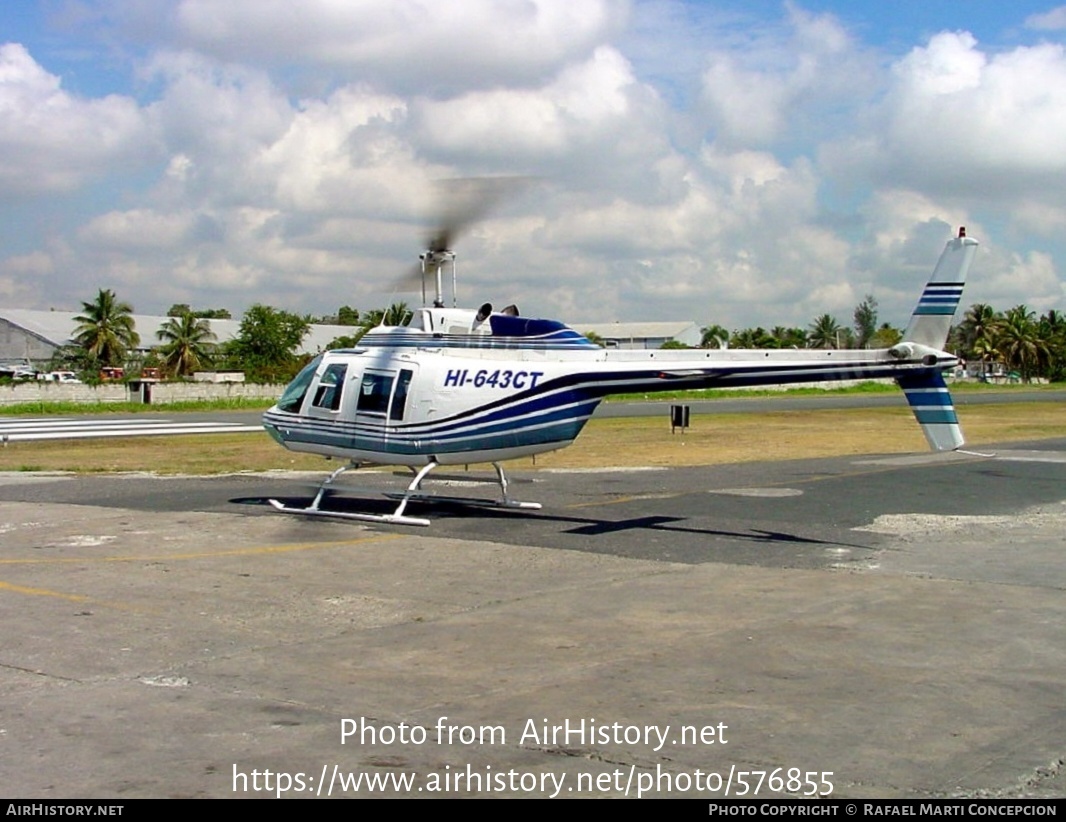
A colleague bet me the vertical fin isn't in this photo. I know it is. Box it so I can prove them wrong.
[896,228,975,452]
[897,371,964,451]
[903,229,979,348]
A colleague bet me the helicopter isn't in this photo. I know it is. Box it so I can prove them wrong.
[263,187,978,526]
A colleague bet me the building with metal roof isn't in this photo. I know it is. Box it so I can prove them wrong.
[571,321,701,349]
[0,309,356,366]
[2,309,703,368]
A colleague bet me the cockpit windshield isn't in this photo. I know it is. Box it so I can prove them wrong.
[276,355,322,413]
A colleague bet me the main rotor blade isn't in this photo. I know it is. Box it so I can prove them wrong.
[391,263,424,293]
[386,176,533,300]
[426,176,530,253]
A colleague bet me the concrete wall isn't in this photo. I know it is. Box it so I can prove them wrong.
[0,381,283,406]
[151,382,281,403]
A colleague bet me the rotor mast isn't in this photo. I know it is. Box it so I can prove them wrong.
[407,176,529,309]
[419,249,458,308]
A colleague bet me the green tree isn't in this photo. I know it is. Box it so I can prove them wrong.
[316,305,364,325]
[730,327,776,348]
[807,314,843,349]
[1038,310,1066,382]
[156,314,217,377]
[336,305,361,325]
[954,303,999,356]
[325,330,369,350]
[320,302,410,351]
[700,324,730,348]
[168,304,232,319]
[971,334,998,379]
[360,302,411,329]
[47,343,95,375]
[771,326,807,349]
[226,305,311,383]
[73,288,140,367]
[995,305,1049,382]
[869,323,903,349]
[853,294,878,348]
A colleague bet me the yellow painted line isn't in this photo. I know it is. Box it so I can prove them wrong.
[567,492,681,510]
[0,534,404,566]
[0,534,405,612]
[0,580,93,602]
[0,579,147,613]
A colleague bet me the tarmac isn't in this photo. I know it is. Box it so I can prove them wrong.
[1,438,1065,798]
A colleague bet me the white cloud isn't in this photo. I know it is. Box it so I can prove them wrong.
[0,251,51,306]
[0,43,150,193]
[831,32,1066,202]
[414,47,640,160]
[171,0,624,93]
[1025,6,1066,30]
[144,52,294,203]
[1010,201,1066,235]
[698,4,872,147]
[78,209,198,248]
[894,30,985,95]
[1,4,1063,331]
[254,86,418,215]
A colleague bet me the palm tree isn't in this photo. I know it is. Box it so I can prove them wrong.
[995,305,1049,382]
[807,314,842,349]
[1039,310,1066,382]
[73,289,140,367]
[956,303,999,354]
[156,313,217,377]
[971,335,998,379]
[360,301,411,330]
[730,327,776,348]
[771,326,807,349]
[700,324,730,349]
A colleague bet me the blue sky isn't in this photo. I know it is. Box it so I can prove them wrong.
[2,1,1065,331]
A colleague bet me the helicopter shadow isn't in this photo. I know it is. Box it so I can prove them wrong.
[233,491,875,569]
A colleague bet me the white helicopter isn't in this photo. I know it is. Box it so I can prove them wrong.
[263,189,977,526]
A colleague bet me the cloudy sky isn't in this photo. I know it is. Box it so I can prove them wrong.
[3,1,1066,333]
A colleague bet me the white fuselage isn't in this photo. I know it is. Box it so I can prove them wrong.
[262,306,956,467]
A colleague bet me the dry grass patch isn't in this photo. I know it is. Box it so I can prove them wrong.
[536,403,1066,469]
[1,403,1063,475]
[0,432,325,474]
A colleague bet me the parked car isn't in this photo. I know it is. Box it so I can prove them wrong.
[0,364,36,380]
[38,371,82,384]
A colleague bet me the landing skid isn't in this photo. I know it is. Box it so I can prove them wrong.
[267,461,540,527]
[267,497,433,527]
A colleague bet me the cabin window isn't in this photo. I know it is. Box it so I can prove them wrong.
[311,363,347,411]
[356,371,394,415]
[389,369,413,421]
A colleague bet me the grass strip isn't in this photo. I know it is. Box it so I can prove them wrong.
[2,402,1063,475]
